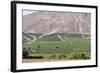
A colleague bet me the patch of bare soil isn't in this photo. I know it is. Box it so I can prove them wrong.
[22,59,68,63]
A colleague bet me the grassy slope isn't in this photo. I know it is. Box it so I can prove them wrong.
[23,37,90,55]
[23,33,91,61]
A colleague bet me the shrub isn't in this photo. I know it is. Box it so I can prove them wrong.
[48,55,56,59]
[69,52,90,60]
[23,48,29,58]
[37,46,40,49]
[58,55,67,59]
[48,54,67,59]
[56,46,59,48]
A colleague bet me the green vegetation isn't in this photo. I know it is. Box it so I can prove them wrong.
[23,48,29,58]
[22,33,91,61]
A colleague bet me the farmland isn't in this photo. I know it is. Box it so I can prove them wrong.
[22,33,91,63]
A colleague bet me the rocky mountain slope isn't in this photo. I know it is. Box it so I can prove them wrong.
[23,11,91,34]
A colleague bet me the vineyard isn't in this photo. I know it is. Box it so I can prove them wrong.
[22,33,91,63]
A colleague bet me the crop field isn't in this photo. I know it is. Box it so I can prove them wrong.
[22,33,91,63]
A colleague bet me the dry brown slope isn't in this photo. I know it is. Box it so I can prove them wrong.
[23,11,91,34]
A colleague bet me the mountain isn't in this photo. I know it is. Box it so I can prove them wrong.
[23,11,91,34]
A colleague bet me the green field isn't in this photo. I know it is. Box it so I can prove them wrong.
[22,33,91,62]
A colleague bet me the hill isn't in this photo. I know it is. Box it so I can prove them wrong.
[23,11,91,34]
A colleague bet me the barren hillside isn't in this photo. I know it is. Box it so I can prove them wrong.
[23,11,91,34]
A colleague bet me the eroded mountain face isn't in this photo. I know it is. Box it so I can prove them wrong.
[23,11,91,34]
